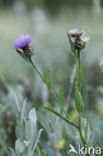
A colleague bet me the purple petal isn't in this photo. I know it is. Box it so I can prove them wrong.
[14,34,32,50]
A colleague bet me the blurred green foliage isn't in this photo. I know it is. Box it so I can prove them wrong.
[0,2,103,155]
[0,0,98,12]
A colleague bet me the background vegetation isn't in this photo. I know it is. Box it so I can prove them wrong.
[0,0,103,155]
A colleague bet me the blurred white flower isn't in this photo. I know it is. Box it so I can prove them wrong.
[82,36,90,43]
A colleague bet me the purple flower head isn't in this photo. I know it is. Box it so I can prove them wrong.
[14,34,32,50]
[14,34,34,59]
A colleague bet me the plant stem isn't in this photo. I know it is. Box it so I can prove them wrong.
[44,107,79,129]
[79,115,86,145]
[78,50,80,90]
[77,51,86,146]
[29,58,46,83]
[77,52,90,156]
[29,57,79,129]
[29,58,64,112]
[36,145,41,156]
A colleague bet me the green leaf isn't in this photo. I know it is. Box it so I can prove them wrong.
[39,140,53,155]
[76,60,84,88]
[32,128,43,153]
[20,99,27,123]
[70,43,77,56]
[81,117,87,129]
[68,34,76,57]
[16,122,25,141]
[44,107,78,128]
[25,119,37,142]
[37,111,53,135]
[86,122,91,144]
[59,86,64,108]
[75,82,84,113]
[81,117,91,144]
[10,148,16,156]
[15,139,24,155]
[81,42,86,49]
[25,108,37,142]
[29,108,36,127]
[45,69,52,89]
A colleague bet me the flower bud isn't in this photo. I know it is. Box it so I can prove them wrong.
[67,29,89,52]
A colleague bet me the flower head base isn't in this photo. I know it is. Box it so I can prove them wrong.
[14,34,33,59]
[67,29,89,53]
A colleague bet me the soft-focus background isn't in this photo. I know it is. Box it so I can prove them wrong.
[0,0,103,155]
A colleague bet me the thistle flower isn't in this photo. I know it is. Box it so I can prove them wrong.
[67,29,89,53]
[14,34,33,59]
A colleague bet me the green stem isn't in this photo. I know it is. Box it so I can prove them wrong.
[29,57,78,129]
[36,145,41,156]
[77,51,86,146]
[29,57,46,83]
[50,88,70,119]
[44,107,79,129]
[79,115,86,145]
[77,50,80,90]
[29,58,65,113]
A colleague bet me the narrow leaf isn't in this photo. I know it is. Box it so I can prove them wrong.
[68,35,77,56]
[29,108,36,126]
[26,108,37,142]
[45,69,52,89]
[71,43,77,56]
[32,128,43,153]
[20,99,27,123]
[44,107,78,128]
[75,82,84,113]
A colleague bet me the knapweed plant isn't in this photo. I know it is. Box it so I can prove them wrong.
[13,30,99,155]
